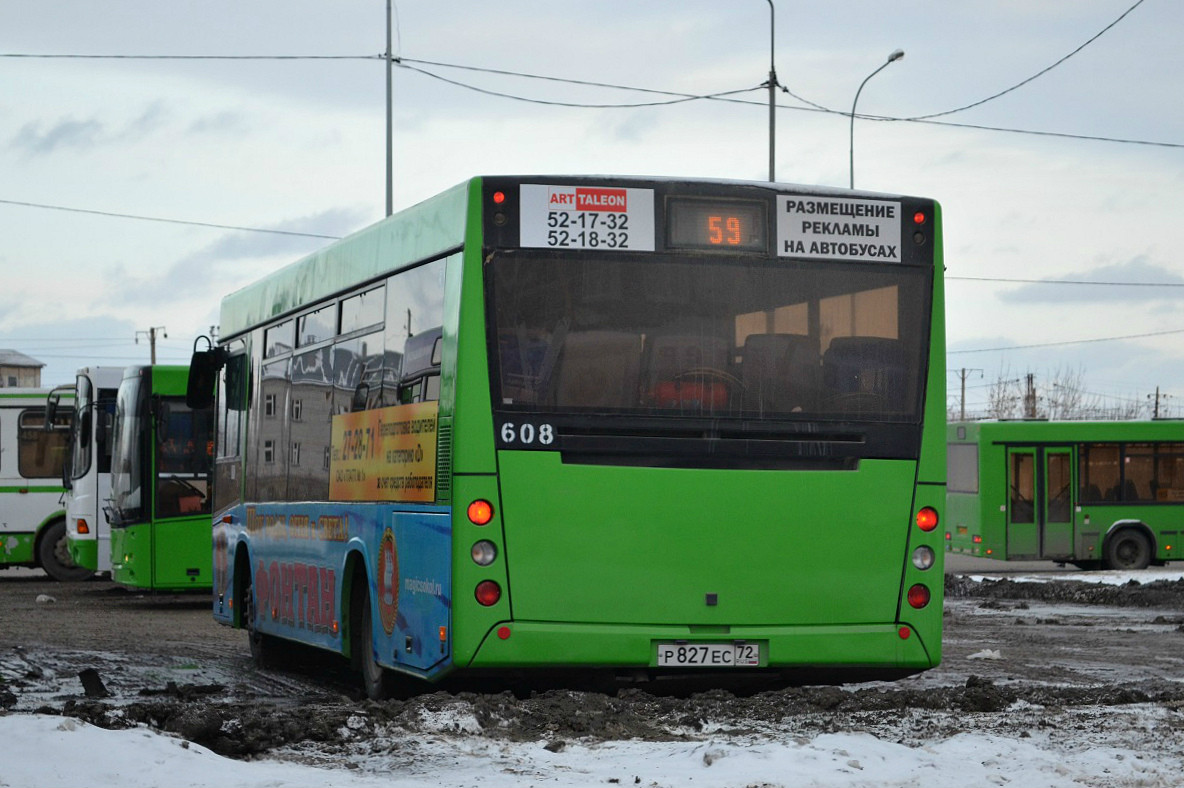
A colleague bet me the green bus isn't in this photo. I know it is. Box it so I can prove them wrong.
[947,420,1184,569]
[191,176,946,697]
[106,365,214,589]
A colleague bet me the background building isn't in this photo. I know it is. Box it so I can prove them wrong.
[0,350,45,388]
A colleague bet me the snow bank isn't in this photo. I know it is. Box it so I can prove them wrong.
[0,713,1171,788]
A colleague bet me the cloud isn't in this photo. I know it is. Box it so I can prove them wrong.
[112,206,372,306]
[998,255,1184,303]
[11,117,104,154]
[118,101,171,141]
[187,110,250,136]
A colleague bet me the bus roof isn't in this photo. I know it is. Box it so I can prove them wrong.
[219,180,471,340]
[950,419,1184,443]
[217,174,939,341]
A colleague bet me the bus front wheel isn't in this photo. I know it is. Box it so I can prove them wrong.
[244,569,282,668]
[1104,528,1151,571]
[37,520,93,582]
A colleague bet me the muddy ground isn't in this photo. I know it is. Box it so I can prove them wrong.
[3,567,1184,770]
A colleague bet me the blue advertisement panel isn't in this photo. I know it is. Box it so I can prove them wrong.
[212,501,453,679]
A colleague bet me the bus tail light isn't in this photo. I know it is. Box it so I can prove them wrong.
[77,519,90,535]
[912,546,935,570]
[907,584,930,609]
[916,507,938,531]
[467,500,493,526]
[475,580,501,607]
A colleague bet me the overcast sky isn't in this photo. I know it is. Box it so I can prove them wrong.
[2,0,1181,418]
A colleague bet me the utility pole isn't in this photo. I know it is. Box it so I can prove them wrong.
[1024,373,1038,419]
[955,368,982,422]
[135,326,167,364]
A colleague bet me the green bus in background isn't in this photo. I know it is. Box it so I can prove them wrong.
[192,176,946,698]
[947,420,1184,569]
[107,365,214,590]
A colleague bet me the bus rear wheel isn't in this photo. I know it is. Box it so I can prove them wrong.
[37,520,93,582]
[1104,528,1151,571]
[352,575,396,701]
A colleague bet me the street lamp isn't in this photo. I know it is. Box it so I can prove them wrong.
[765,0,778,182]
[848,49,903,189]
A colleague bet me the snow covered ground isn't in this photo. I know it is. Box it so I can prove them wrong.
[1,707,1177,788]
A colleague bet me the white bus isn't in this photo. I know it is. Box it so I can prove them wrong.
[0,387,89,580]
[49,367,123,576]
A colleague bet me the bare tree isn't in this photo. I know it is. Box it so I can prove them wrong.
[1044,365,1102,420]
[986,367,1022,420]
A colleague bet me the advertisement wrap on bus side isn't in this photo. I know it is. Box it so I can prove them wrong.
[217,501,452,673]
[329,402,438,503]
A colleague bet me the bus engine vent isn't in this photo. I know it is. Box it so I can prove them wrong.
[435,420,452,502]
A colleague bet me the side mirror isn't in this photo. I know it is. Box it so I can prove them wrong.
[186,337,226,409]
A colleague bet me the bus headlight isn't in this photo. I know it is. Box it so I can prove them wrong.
[912,545,935,570]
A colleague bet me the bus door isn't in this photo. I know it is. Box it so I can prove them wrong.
[1006,447,1074,560]
[1041,448,1074,558]
[1006,449,1038,558]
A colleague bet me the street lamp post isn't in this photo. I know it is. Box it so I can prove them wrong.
[848,49,903,190]
[764,0,779,182]
[385,0,394,217]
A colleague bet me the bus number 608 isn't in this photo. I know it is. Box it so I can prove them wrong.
[499,422,555,446]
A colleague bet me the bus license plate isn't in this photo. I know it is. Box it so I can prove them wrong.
[655,642,762,668]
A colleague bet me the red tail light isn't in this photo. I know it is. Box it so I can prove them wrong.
[907,584,930,609]
[467,500,493,526]
[475,580,501,607]
[916,507,938,531]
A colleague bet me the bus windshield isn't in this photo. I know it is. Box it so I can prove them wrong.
[490,252,930,423]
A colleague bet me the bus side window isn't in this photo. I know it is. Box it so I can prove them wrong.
[399,328,442,404]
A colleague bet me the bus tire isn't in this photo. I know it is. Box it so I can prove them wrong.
[1104,528,1151,571]
[37,519,93,582]
[355,579,395,700]
[244,568,282,668]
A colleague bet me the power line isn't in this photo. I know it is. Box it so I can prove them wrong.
[949,327,1184,354]
[0,199,341,239]
[903,0,1147,121]
[5,49,1180,149]
[396,59,763,108]
[0,53,380,60]
[948,276,1184,288]
[394,57,1182,149]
